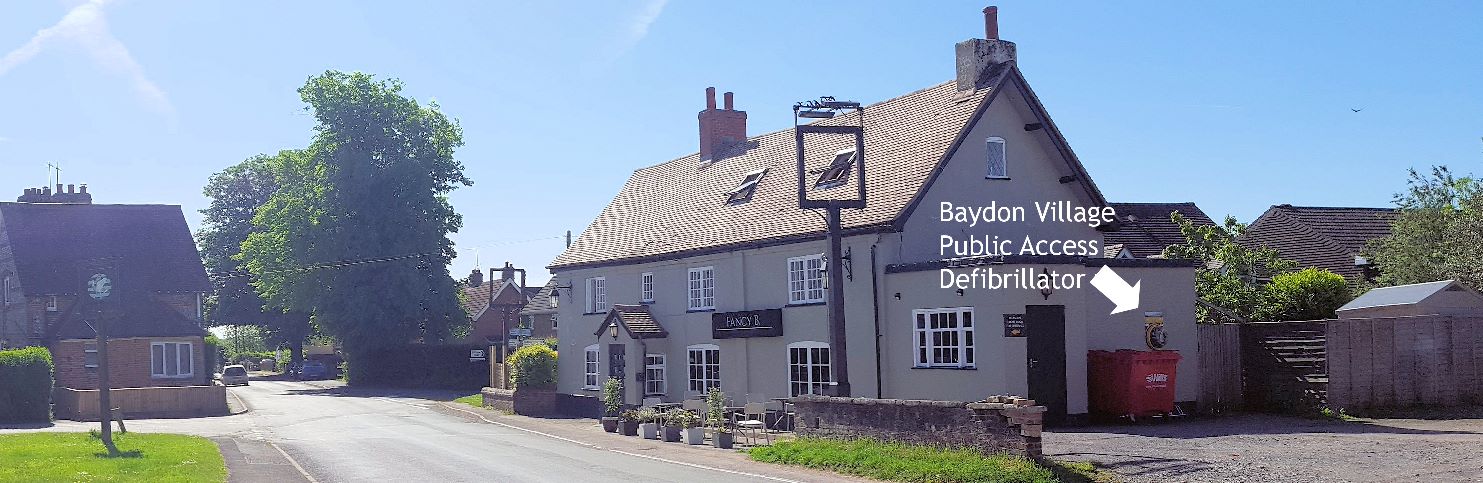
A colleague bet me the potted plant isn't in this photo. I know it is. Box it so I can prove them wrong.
[675,410,705,445]
[600,378,622,433]
[619,409,641,436]
[661,409,685,442]
[706,387,734,449]
[638,408,661,440]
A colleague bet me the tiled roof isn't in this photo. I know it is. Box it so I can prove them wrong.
[1240,205,1397,280]
[594,304,667,339]
[520,278,559,315]
[1104,202,1216,258]
[49,297,208,340]
[550,78,1008,269]
[0,203,210,296]
[460,278,518,318]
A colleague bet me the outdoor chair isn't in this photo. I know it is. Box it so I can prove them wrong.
[731,402,771,446]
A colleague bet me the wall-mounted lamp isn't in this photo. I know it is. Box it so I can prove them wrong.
[551,284,572,302]
[609,324,619,340]
[1040,268,1054,300]
[842,248,854,281]
[893,292,901,300]
[955,288,965,297]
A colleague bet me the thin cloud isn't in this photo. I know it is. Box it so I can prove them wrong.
[585,0,669,73]
[0,0,172,115]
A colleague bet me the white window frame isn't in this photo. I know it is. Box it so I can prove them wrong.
[788,341,832,397]
[1,275,10,305]
[787,254,826,304]
[585,277,607,314]
[912,307,976,369]
[150,341,194,378]
[686,344,720,394]
[83,344,98,369]
[644,354,667,396]
[986,136,1008,179]
[687,266,715,311]
[46,296,59,312]
[640,272,654,303]
[583,344,600,389]
[550,313,558,329]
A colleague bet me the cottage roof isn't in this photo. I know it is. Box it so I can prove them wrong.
[1104,202,1216,258]
[49,297,208,340]
[520,278,559,315]
[1239,205,1397,280]
[0,202,210,296]
[549,69,1108,270]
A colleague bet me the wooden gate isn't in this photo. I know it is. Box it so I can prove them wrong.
[1197,323,1242,413]
[1240,321,1328,412]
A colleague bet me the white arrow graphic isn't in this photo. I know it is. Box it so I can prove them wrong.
[1090,265,1140,315]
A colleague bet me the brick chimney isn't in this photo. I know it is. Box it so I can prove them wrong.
[698,87,747,161]
[16,183,92,204]
[956,6,1016,91]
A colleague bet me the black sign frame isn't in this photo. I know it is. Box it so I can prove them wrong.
[1003,313,1025,337]
[712,309,784,339]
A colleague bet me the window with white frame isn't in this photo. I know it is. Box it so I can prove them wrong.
[583,344,600,389]
[151,341,194,378]
[687,267,715,310]
[1,274,10,305]
[788,341,831,396]
[640,272,654,303]
[787,254,825,304]
[46,296,58,312]
[584,277,607,313]
[644,354,667,396]
[986,137,1008,179]
[550,313,558,329]
[686,344,720,394]
[913,307,976,368]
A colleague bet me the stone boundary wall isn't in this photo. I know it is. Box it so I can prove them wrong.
[790,395,1045,458]
[53,385,227,421]
[482,387,515,413]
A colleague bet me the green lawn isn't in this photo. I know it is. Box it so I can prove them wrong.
[0,432,227,483]
[453,393,483,408]
[747,437,1114,483]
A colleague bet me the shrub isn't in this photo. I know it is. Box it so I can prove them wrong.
[507,344,557,389]
[0,347,54,423]
[601,377,623,417]
[1257,268,1352,321]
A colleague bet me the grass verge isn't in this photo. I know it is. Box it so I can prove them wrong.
[0,432,226,482]
[454,393,483,408]
[747,437,1115,483]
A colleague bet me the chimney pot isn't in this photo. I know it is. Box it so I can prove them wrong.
[723,92,734,110]
[984,6,999,40]
[67,184,74,194]
[55,184,63,194]
[42,186,51,196]
[705,87,717,110]
[79,184,88,194]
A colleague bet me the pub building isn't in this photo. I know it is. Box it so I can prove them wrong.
[547,7,1200,424]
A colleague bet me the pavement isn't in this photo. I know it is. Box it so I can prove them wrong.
[2,379,859,482]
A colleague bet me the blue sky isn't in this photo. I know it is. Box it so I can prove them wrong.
[1,1,1479,285]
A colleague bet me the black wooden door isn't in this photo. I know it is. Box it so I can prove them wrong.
[1025,305,1068,425]
[608,343,626,380]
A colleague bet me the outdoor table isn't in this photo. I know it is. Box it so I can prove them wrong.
[768,397,794,431]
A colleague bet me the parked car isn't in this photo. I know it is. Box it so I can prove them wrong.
[218,365,250,386]
[298,360,330,380]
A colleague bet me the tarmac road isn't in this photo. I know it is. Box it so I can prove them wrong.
[13,380,831,482]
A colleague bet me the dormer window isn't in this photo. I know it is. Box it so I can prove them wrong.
[986,137,1007,179]
[813,149,856,188]
[726,169,767,204]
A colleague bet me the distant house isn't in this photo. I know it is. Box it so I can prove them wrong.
[1103,202,1216,258]
[1337,280,1483,318]
[460,264,542,348]
[0,185,212,389]
[1239,205,1397,283]
[519,278,558,342]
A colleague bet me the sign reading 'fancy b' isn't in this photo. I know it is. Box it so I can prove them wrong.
[711,309,784,339]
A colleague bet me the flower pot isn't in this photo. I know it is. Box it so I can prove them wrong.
[641,422,660,439]
[662,425,682,442]
[601,417,619,433]
[620,420,639,436]
[712,431,734,449]
[683,427,705,445]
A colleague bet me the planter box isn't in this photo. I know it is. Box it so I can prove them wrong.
[662,425,682,442]
[641,422,659,439]
[712,431,734,449]
[683,427,705,445]
[620,420,639,436]
[601,417,619,433]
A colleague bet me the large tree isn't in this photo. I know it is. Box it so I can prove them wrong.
[240,71,471,379]
[198,153,314,367]
[1364,166,1483,289]
[1164,212,1298,322]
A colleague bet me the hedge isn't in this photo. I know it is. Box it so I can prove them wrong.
[0,347,54,423]
[352,344,489,389]
[507,345,557,389]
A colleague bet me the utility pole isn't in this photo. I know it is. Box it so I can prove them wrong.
[794,96,865,397]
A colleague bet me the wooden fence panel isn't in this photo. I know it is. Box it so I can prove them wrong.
[1197,324,1242,413]
[1322,315,1483,410]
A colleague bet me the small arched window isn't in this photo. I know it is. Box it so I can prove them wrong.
[986,137,1008,179]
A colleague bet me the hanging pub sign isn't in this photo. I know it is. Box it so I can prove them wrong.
[711,309,783,339]
[77,258,122,320]
[1003,313,1025,337]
